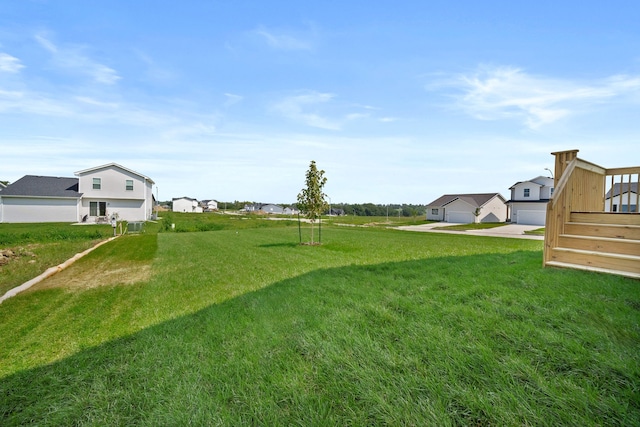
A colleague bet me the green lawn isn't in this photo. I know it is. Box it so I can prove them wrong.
[0,223,114,295]
[0,221,638,425]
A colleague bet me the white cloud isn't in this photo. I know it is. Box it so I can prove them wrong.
[0,53,25,73]
[435,65,640,129]
[224,93,243,107]
[272,91,342,130]
[34,33,121,85]
[254,26,313,51]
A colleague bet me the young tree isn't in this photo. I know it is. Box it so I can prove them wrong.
[297,160,328,245]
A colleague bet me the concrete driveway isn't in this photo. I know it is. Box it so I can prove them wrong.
[396,223,544,240]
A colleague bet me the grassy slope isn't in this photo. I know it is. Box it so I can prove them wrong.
[0,223,114,295]
[0,225,638,425]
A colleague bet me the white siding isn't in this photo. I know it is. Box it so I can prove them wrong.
[77,165,153,221]
[605,193,639,212]
[173,198,203,213]
[426,206,445,221]
[479,197,508,223]
[0,197,78,223]
[510,202,548,225]
[447,211,474,223]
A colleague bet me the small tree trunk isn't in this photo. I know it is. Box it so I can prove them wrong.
[310,220,315,244]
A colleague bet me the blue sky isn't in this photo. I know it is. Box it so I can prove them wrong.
[1,1,639,204]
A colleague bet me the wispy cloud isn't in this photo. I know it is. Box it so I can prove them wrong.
[254,26,313,51]
[271,91,381,130]
[34,33,121,84]
[224,93,243,107]
[271,91,341,130]
[434,65,640,129]
[0,53,24,73]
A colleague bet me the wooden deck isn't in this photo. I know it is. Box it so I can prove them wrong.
[543,150,640,279]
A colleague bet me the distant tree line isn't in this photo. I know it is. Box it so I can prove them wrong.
[162,200,426,217]
[331,203,425,217]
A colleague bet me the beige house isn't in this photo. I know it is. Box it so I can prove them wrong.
[426,193,507,223]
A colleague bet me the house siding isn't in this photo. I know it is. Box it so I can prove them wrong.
[77,165,154,221]
[510,202,547,225]
[0,197,78,223]
[605,192,638,212]
[173,198,203,213]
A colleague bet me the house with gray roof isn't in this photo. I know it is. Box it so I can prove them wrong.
[605,182,638,213]
[426,193,507,223]
[506,175,554,225]
[172,197,203,213]
[0,163,155,223]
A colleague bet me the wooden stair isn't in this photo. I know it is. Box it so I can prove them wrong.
[546,212,640,279]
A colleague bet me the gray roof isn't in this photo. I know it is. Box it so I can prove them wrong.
[0,175,81,198]
[605,182,638,198]
[427,193,505,208]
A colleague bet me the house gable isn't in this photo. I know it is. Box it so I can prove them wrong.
[426,193,506,223]
[75,163,153,201]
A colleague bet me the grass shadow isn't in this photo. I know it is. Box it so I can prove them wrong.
[1,251,638,426]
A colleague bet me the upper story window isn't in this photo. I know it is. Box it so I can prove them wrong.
[126,179,134,191]
[93,178,101,190]
[524,188,530,197]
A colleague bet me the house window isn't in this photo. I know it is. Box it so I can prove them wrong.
[126,179,134,191]
[90,201,107,216]
[550,187,554,196]
[524,188,530,197]
[431,208,439,215]
[93,178,101,190]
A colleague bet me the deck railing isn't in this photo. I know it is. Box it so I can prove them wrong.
[543,149,640,266]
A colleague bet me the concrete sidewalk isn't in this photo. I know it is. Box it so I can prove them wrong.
[396,223,544,240]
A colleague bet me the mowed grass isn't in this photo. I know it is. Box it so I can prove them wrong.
[0,223,114,295]
[0,223,639,425]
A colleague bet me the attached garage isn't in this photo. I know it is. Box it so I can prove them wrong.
[0,175,82,223]
[515,210,546,226]
[447,211,475,223]
[1,197,78,223]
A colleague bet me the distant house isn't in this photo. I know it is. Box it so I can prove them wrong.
[202,200,218,211]
[172,197,203,213]
[426,193,507,223]
[506,175,554,225]
[0,163,154,223]
[284,206,300,215]
[243,203,284,214]
[260,204,284,214]
[605,182,638,212]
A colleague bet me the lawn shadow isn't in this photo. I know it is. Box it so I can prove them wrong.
[1,250,638,426]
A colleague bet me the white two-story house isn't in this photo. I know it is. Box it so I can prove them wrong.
[75,163,155,222]
[0,163,155,223]
[507,175,554,226]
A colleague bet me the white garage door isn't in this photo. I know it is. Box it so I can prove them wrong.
[517,210,546,226]
[447,211,475,223]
